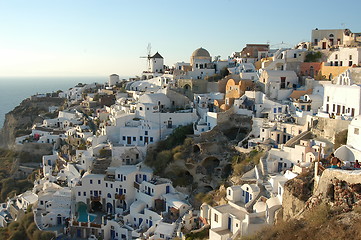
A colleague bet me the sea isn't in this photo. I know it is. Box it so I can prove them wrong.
[0,76,119,129]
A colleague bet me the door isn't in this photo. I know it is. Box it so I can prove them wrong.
[127,136,131,145]
[166,186,170,194]
[322,42,326,49]
[111,230,115,240]
[245,191,250,203]
[77,229,81,238]
[143,175,147,181]
[278,162,283,172]
[57,216,62,225]
[337,105,341,115]
[144,137,149,144]
[228,217,232,230]
[94,190,98,197]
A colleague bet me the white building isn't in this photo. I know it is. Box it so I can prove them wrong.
[326,47,361,67]
[335,115,361,162]
[259,70,299,101]
[320,69,361,118]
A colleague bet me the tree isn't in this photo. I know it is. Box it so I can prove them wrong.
[220,67,230,78]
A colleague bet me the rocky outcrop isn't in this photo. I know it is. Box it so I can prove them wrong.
[282,169,314,220]
[0,97,65,148]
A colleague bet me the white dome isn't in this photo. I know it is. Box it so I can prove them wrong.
[138,93,171,106]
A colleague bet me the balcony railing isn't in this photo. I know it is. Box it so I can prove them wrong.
[134,182,140,190]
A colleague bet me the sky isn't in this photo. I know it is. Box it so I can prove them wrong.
[0,0,361,78]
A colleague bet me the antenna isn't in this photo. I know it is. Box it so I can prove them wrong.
[140,43,152,72]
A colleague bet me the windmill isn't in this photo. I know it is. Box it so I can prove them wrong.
[140,43,152,72]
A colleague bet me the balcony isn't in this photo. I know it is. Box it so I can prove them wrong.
[90,196,101,201]
[115,194,125,200]
[134,181,140,190]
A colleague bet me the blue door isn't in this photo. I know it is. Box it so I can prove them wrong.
[48,160,51,165]
[94,190,98,197]
[228,217,232,230]
[77,229,81,238]
[135,175,138,183]
[143,174,147,181]
[57,216,62,225]
[278,162,283,172]
[166,186,170,194]
[139,218,143,226]
[245,191,249,203]
[149,220,153,227]
[111,229,115,240]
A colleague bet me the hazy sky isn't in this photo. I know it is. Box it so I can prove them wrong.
[1,0,360,77]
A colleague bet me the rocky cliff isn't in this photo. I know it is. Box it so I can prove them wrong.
[0,97,65,148]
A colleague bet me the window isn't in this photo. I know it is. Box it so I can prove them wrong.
[133,137,136,141]
[214,213,218,223]
[98,180,101,184]
[327,96,329,102]
[106,183,108,187]
[90,190,93,195]
[110,184,113,188]
[145,131,148,135]
[355,128,360,135]
[83,192,86,196]
[122,136,125,141]
[294,53,297,58]
[280,77,286,89]
[349,61,353,66]
[90,180,93,184]
[117,174,120,179]
[139,107,142,110]
[124,176,127,181]
[350,55,352,60]
[150,137,153,142]
[124,189,126,194]
[78,192,81,196]
[140,136,143,141]
[335,54,338,60]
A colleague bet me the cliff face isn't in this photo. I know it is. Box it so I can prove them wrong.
[0,97,65,148]
[282,169,314,220]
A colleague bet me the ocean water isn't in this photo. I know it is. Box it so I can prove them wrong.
[0,76,109,128]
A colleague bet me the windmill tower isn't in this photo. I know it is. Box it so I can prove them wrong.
[140,43,152,72]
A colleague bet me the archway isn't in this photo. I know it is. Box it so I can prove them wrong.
[201,157,220,175]
[193,145,200,153]
[91,200,103,212]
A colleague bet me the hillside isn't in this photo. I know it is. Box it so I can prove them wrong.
[241,167,361,240]
[0,97,65,148]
